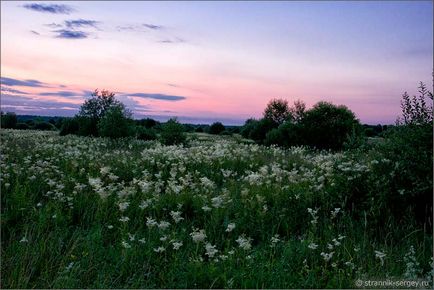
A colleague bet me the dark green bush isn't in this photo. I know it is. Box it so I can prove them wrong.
[299,101,361,150]
[59,118,79,136]
[240,118,258,138]
[15,123,30,130]
[98,106,135,139]
[136,126,157,141]
[159,118,186,145]
[377,123,433,225]
[76,116,97,136]
[137,118,158,128]
[249,118,278,143]
[264,122,298,147]
[1,112,17,129]
[33,121,56,131]
[209,122,225,135]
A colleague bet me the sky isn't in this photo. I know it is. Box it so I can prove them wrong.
[1,1,432,125]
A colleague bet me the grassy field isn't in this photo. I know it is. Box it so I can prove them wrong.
[1,129,433,288]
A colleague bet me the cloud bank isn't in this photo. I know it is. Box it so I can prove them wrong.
[23,3,74,14]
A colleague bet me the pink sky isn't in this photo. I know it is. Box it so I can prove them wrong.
[1,1,432,124]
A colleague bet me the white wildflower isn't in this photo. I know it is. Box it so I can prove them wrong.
[172,241,183,250]
[270,234,280,246]
[118,201,130,212]
[236,235,252,251]
[205,243,218,258]
[121,240,131,249]
[375,250,386,266]
[320,251,334,262]
[211,196,224,208]
[153,246,165,253]
[190,228,207,243]
[119,216,130,223]
[170,211,184,223]
[158,221,171,230]
[308,243,318,250]
[202,205,212,212]
[146,217,157,228]
[226,223,236,232]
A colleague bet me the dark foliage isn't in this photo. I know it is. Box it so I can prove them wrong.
[1,112,17,129]
[33,121,56,131]
[59,118,80,136]
[263,98,292,125]
[136,126,157,141]
[159,118,186,145]
[98,106,135,139]
[299,102,361,150]
[15,123,30,130]
[209,122,226,135]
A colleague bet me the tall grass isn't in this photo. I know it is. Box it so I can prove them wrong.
[1,130,432,288]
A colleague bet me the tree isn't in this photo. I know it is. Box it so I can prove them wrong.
[289,100,306,123]
[78,89,126,136]
[209,122,225,135]
[1,112,17,129]
[98,106,135,138]
[159,118,186,145]
[299,101,361,150]
[263,98,292,125]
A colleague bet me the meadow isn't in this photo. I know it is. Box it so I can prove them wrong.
[1,129,433,288]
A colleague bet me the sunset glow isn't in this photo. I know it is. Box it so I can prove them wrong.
[1,1,432,124]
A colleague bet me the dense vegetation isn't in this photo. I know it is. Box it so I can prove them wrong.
[1,81,432,288]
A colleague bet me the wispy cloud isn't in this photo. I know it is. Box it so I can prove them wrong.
[0,86,30,95]
[23,3,74,14]
[128,93,187,101]
[38,90,86,98]
[143,23,164,30]
[54,29,88,39]
[65,19,99,29]
[158,37,185,44]
[30,30,40,35]
[1,77,47,87]
[45,23,63,28]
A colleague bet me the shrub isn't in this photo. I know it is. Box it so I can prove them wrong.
[209,122,225,135]
[1,112,17,129]
[249,118,278,143]
[137,118,158,128]
[59,118,79,136]
[264,121,301,147]
[397,82,432,125]
[136,126,157,141]
[33,121,56,131]
[15,123,29,130]
[76,116,96,136]
[159,118,186,145]
[195,126,204,133]
[299,101,361,150]
[240,118,258,138]
[98,106,135,139]
[377,124,433,225]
